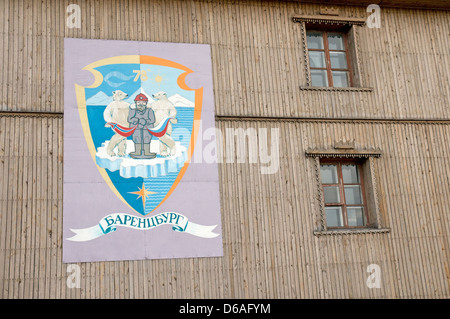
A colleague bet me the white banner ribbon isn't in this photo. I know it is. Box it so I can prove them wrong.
[67,212,219,242]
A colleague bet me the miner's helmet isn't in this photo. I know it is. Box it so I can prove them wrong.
[134,93,148,102]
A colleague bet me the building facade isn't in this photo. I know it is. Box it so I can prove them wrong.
[0,0,449,298]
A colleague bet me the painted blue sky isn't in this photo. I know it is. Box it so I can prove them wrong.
[85,63,195,102]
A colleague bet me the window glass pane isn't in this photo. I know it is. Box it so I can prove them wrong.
[320,164,338,184]
[332,71,349,87]
[326,207,343,227]
[324,186,340,203]
[347,207,365,226]
[344,186,363,204]
[330,51,348,69]
[309,51,326,68]
[342,165,359,184]
[306,31,324,49]
[311,69,328,87]
[327,33,344,50]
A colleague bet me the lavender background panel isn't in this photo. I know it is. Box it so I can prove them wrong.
[63,38,223,263]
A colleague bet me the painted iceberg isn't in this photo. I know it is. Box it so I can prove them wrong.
[96,140,187,178]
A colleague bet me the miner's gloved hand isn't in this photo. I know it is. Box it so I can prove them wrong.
[131,118,139,125]
[139,118,147,126]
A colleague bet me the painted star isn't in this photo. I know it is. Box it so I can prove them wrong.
[129,183,157,209]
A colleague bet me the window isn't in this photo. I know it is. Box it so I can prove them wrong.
[293,15,373,91]
[320,160,368,228]
[305,148,390,235]
[307,31,352,87]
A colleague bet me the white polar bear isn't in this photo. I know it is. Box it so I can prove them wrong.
[150,91,178,156]
[103,90,130,156]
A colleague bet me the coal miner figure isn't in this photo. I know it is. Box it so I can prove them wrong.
[127,93,157,159]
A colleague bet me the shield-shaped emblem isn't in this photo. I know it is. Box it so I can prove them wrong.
[75,55,202,216]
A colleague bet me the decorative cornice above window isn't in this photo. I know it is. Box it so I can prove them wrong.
[305,149,382,158]
[292,15,366,26]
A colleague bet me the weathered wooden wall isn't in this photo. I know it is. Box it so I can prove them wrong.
[0,116,448,298]
[0,0,449,298]
[1,0,449,118]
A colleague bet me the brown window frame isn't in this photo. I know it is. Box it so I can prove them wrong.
[320,159,369,229]
[306,30,353,88]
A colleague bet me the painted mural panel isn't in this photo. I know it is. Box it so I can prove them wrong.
[63,38,222,262]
